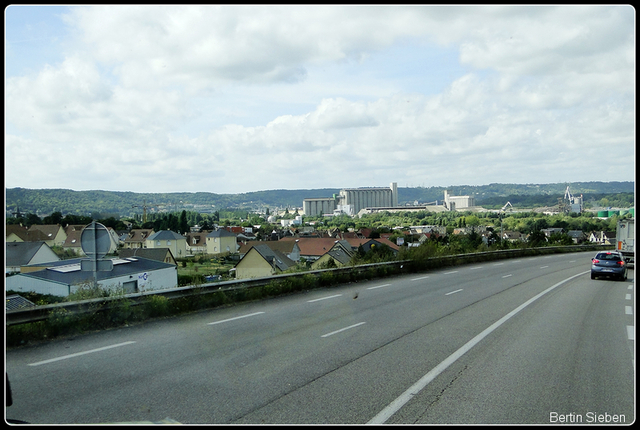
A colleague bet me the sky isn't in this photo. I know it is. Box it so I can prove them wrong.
[4,5,636,194]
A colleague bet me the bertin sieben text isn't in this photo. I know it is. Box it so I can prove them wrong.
[549,411,626,423]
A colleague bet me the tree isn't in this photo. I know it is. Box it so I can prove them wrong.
[465,215,481,227]
[43,211,63,225]
[548,232,573,246]
[528,230,547,247]
[179,210,189,234]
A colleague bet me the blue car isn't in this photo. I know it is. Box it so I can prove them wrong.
[591,251,628,281]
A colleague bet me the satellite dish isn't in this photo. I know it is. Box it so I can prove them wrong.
[81,221,111,259]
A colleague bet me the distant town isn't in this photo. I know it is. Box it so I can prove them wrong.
[6,179,634,304]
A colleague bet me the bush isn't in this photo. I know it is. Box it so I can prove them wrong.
[66,282,109,302]
[145,295,170,318]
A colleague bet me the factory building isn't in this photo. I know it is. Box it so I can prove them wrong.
[303,183,398,217]
[338,183,398,215]
[443,190,475,210]
[303,185,477,218]
[302,197,338,217]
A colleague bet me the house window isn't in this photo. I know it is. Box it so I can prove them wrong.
[157,240,161,246]
[167,240,171,246]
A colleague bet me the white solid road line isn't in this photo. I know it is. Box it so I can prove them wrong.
[367,271,589,424]
[321,322,366,338]
[207,311,265,325]
[307,294,343,303]
[28,341,137,366]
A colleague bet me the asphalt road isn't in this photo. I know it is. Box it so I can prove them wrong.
[5,252,635,424]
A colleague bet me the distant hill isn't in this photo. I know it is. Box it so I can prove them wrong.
[5,181,634,218]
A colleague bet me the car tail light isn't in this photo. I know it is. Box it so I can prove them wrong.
[592,259,600,264]
[618,261,625,266]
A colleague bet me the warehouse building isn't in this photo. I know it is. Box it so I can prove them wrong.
[5,257,177,297]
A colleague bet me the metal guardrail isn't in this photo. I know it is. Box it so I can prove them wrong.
[5,244,610,326]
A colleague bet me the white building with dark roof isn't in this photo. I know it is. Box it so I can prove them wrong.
[5,257,177,297]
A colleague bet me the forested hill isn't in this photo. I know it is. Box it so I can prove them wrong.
[5,181,634,218]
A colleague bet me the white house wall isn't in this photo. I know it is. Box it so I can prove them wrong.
[6,276,71,297]
[72,267,178,295]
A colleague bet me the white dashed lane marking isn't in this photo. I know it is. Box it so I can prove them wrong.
[29,341,137,366]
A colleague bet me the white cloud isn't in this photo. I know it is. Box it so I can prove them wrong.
[4,5,635,194]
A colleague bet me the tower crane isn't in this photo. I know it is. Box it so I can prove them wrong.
[131,200,158,224]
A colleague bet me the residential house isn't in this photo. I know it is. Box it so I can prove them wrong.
[345,237,400,255]
[62,224,121,256]
[238,240,301,262]
[61,225,85,255]
[541,228,564,237]
[236,231,258,242]
[206,229,238,256]
[122,229,154,249]
[280,236,399,262]
[185,231,210,255]
[27,224,67,247]
[279,237,347,261]
[6,224,49,243]
[311,241,354,270]
[416,231,443,245]
[234,244,297,279]
[502,231,526,243]
[6,257,178,297]
[6,241,61,274]
[146,230,187,259]
[566,230,586,244]
[119,248,177,266]
[588,231,616,245]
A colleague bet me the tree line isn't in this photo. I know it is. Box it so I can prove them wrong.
[6,182,633,217]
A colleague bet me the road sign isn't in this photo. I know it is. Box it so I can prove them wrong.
[81,221,111,259]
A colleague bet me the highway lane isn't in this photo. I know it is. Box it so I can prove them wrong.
[5,252,634,424]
